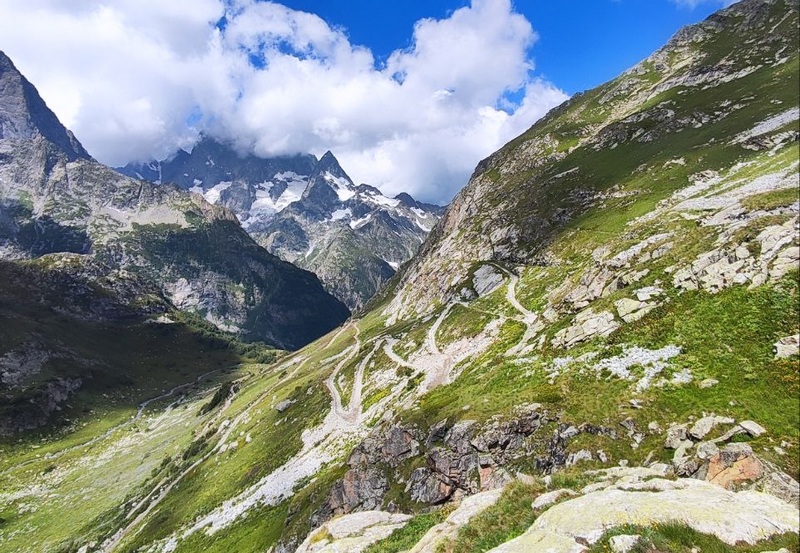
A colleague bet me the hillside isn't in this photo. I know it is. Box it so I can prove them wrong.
[118,140,443,311]
[0,1,798,552]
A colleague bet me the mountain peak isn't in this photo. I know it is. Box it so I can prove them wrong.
[315,150,350,179]
[0,51,91,161]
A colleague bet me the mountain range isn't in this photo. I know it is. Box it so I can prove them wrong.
[117,140,443,310]
[0,1,798,552]
[0,50,348,433]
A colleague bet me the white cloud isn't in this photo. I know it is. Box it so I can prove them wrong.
[0,0,567,203]
[671,0,738,9]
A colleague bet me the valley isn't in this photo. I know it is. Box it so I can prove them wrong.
[0,0,798,552]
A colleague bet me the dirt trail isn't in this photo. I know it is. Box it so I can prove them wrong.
[341,342,379,424]
[504,272,541,356]
[383,339,415,369]
[425,304,452,356]
[324,324,376,425]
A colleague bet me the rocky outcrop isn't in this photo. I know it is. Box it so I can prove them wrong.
[552,309,619,349]
[295,511,412,553]
[664,415,799,506]
[489,466,800,553]
[311,405,623,533]
[0,376,82,435]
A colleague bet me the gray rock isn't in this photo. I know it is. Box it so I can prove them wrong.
[472,265,506,297]
[380,426,420,467]
[327,467,389,516]
[664,424,688,449]
[620,418,637,436]
[757,460,800,507]
[739,420,766,438]
[774,334,799,359]
[552,309,620,348]
[559,425,580,440]
[407,467,456,504]
[698,378,719,389]
[696,441,720,460]
[532,488,576,510]
[610,534,641,553]
[566,449,593,467]
[425,419,449,449]
[711,425,747,444]
[614,297,656,323]
[275,399,295,413]
[445,420,478,454]
[689,416,717,440]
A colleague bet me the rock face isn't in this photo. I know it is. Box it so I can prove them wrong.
[0,51,348,350]
[117,137,444,310]
[310,407,621,532]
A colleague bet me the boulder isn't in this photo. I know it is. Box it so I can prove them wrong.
[695,441,720,461]
[532,489,576,510]
[689,415,734,440]
[739,420,766,438]
[295,511,412,553]
[614,298,656,323]
[688,416,716,440]
[706,443,763,490]
[610,534,641,553]
[552,309,619,348]
[566,449,593,467]
[664,424,688,449]
[774,334,799,359]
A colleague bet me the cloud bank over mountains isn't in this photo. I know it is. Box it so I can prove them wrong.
[0,0,568,203]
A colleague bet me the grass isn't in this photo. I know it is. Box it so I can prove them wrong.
[444,480,544,553]
[587,523,800,553]
[741,187,799,212]
[363,510,448,553]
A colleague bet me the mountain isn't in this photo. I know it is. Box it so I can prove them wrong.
[0,1,798,552]
[0,52,348,345]
[117,138,444,310]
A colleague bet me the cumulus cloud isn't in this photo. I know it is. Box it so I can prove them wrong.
[0,0,567,203]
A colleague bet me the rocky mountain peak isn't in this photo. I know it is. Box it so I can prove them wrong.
[116,140,444,310]
[0,51,91,161]
[315,150,350,178]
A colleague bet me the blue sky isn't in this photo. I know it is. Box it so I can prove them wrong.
[0,0,735,203]
[278,0,728,94]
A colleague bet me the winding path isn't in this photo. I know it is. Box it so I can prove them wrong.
[324,323,374,425]
[504,272,541,356]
